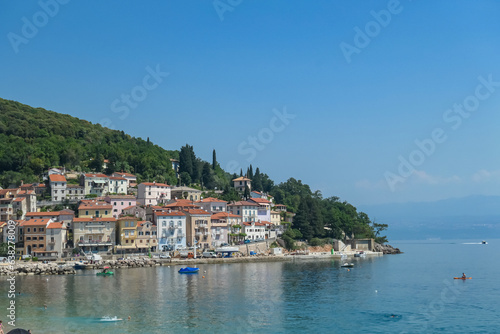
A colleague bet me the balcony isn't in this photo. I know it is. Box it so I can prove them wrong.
[78,240,113,246]
[195,232,202,236]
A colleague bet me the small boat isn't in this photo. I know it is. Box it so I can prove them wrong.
[354,251,366,258]
[454,277,471,280]
[97,267,114,276]
[178,267,200,273]
[341,263,354,268]
[482,240,487,244]
[74,261,90,270]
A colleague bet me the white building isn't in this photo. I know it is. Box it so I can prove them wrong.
[196,197,228,213]
[156,211,186,251]
[111,172,137,187]
[49,174,67,202]
[137,182,171,206]
[242,221,266,241]
[46,221,68,259]
[227,201,258,222]
[108,176,128,195]
[81,173,110,196]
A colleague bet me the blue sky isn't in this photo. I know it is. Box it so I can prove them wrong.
[1,0,500,206]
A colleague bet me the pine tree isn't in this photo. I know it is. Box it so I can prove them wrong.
[248,164,254,179]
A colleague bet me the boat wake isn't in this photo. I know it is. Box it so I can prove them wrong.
[462,242,484,245]
[99,316,123,322]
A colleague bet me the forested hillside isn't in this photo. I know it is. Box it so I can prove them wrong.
[0,98,178,187]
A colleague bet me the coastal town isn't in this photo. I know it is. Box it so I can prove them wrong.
[0,162,292,261]
[0,162,392,266]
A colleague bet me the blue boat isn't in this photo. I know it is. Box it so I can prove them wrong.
[178,267,200,273]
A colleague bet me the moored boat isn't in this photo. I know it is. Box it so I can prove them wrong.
[341,263,354,268]
[178,267,200,273]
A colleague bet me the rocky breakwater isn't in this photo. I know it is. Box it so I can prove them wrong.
[0,262,76,275]
[98,257,163,269]
[374,243,403,254]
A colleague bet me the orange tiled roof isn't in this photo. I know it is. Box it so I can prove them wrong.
[249,198,270,204]
[22,218,51,226]
[26,212,60,217]
[47,222,64,229]
[156,211,186,217]
[197,197,227,203]
[49,174,67,182]
[232,176,251,181]
[115,172,136,178]
[84,173,108,178]
[242,221,266,226]
[211,212,241,220]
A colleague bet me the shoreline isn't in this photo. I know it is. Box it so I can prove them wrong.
[0,251,384,275]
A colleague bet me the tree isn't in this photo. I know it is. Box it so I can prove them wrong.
[253,167,262,192]
[243,185,250,199]
[89,154,104,172]
[180,172,191,186]
[212,149,217,169]
[202,162,215,189]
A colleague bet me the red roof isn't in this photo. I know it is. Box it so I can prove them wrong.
[49,174,67,182]
[47,222,64,229]
[78,200,112,210]
[249,198,270,204]
[165,200,200,209]
[22,218,51,226]
[211,212,241,220]
[18,190,35,195]
[232,176,251,181]
[26,212,60,217]
[197,197,227,203]
[156,211,186,217]
[13,197,26,202]
[140,182,170,187]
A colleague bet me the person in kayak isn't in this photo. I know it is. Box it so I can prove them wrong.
[462,273,466,279]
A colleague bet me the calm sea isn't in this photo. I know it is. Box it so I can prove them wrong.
[1,239,499,333]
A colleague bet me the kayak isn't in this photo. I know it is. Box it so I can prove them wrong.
[178,267,199,273]
[97,271,114,276]
[454,277,471,279]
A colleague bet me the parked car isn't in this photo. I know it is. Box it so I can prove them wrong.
[244,240,251,244]
[159,253,171,259]
[202,251,217,258]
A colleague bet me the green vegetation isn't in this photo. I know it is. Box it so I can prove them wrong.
[0,98,178,188]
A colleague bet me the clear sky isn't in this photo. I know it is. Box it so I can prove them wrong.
[1,0,500,206]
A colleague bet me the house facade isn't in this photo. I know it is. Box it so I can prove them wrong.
[78,200,113,218]
[196,197,227,213]
[22,218,52,256]
[81,173,110,196]
[242,221,266,241]
[46,221,68,259]
[104,195,137,218]
[137,182,171,206]
[111,172,137,187]
[232,176,251,192]
[136,221,158,252]
[156,211,186,251]
[49,174,67,202]
[170,186,202,201]
[108,176,128,195]
[115,217,138,254]
[249,198,271,223]
[73,217,116,253]
[183,209,212,250]
[66,184,85,200]
[227,201,258,222]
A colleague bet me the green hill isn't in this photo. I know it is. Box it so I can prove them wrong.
[0,97,178,187]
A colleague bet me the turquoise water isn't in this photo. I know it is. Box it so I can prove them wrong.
[1,239,499,333]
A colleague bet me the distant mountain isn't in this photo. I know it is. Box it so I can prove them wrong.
[359,195,500,240]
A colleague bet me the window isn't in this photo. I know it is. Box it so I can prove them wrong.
[105,211,108,215]
[39,237,44,240]
[40,228,44,232]
[121,202,124,205]
[33,228,37,232]
[33,244,37,248]
[125,231,129,237]
[126,240,129,243]
[26,237,31,241]
[148,192,151,195]
[140,240,143,243]
[114,202,117,206]
[125,221,129,227]
[39,244,44,248]
[114,209,118,212]
[85,211,89,216]
[162,221,166,227]
[131,231,135,236]
[129,202,132,206]
[131,222,135,227]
